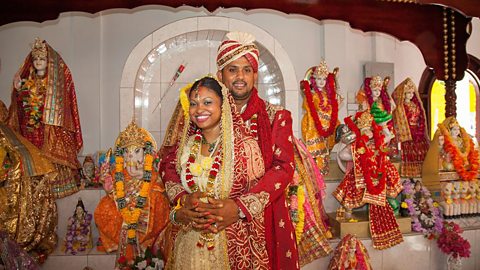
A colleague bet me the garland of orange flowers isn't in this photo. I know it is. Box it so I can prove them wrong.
[438,123,479,181]
[114,141,154,243]
[345,114,387,195]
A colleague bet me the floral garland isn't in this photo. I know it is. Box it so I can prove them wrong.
[64,213,93,255]
[184,129,222,250]
[438,123,479,181]
[301,73,339,138]
[400,180,443,236]
[344,114,387,195]
[114,141,154,243]
[20,78,45,131]
[185,130,222,196]
[287,179,305,243]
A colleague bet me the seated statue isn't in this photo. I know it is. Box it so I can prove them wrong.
[0,100,57,261]
[62,198,93,255]
[94,121,169,264]
[7,38,83,199]
[300,61,342,175]
[422,116,480,191]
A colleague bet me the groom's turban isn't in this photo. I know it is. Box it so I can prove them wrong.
[216,32,259,72]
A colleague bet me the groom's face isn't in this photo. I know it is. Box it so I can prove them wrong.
[217,56,257,102]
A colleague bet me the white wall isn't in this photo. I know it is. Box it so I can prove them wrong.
[0,5,477,155]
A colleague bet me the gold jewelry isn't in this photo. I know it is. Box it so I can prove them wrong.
[356,112,374,130]
[115,121,157,149]
[31,37,47,59]
[370,75,383,90]
[314,60,329,78]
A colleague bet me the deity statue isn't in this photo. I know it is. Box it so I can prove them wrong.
[300,61,342,175]
[94,121,169,264]
[63,198,93,254]
[333,111,403,249]
[7,38,83,199]
[392,78,430,177]
[0,100,57,261]
[356,75,396,144]
[422,117,479,191]
[81,156,96,188]
[327,234,372,270]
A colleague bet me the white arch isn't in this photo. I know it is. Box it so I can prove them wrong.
[119,16,298,133]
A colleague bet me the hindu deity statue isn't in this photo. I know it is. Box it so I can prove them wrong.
[392,78,430,177]
[0,100,57,261]
[7,38,83,199]
[94,121,169,264]
[423,117,479,191]
[356,75,396,144]
[300,60,342,175]
[333,111,403,249]
[327,234,372,270]
[63,198,93,254]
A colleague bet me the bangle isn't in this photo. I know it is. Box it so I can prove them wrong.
[169,207,181,226]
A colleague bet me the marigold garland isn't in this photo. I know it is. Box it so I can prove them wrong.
[438,123,479,181]
[114,140,154,244]
[345,114,387,195]
[301,73,339,138]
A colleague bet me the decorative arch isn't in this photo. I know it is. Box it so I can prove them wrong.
[119,16,297,144]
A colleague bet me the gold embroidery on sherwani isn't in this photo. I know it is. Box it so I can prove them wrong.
[239,192,270,218]
[165,181,184,204]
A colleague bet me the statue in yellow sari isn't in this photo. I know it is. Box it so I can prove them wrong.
[300,61,342,175]
[0,100,57,262]
[94,121,169,265]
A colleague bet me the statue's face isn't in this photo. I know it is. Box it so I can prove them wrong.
[124,145,144,178]
[75,206,84,218]
[404,90,414,102]
[33,56,47,73]
[315,75,327,89]
[83,162,95,177]
[372,87,381,99]
[450,125,461,137]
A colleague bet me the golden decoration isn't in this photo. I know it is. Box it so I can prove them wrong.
[115,121,157,149]
[356,112,374,130]
[31,37,47,59]
[369,75,383,90]
[314,60,329,78]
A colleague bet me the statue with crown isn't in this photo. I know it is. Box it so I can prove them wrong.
[300,60,343,175]
[422,117,480,213]
[7,38,83,199]
[333,111,404,250]
[94,121,169,265]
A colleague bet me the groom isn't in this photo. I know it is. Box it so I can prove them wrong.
[199,31,300,270]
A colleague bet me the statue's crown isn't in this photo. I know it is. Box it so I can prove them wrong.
[356,112,374,130]
[369,75,383,90]
[31,37,47,59]
[115,121,156,149]
[314,60,329,78]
